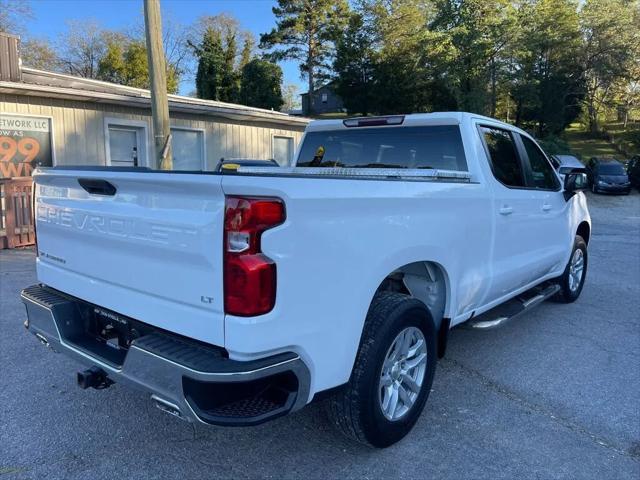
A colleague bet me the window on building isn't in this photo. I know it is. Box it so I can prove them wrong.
[480,126,526,188]
[520,135,559,190]
[273,136,294,166]
[171,128,204,170]
[321,93,328,103]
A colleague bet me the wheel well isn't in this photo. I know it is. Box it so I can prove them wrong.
[375,261,448,331]
[577,221,590,245]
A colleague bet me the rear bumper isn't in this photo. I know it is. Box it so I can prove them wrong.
[21,284,310,426]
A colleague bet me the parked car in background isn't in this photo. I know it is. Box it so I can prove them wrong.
[586,157,600,169]
[626,155,640,191]
[551,154,584,183]
[590,159,632,194]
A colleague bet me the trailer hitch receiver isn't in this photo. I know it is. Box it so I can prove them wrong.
[77,366,113,390]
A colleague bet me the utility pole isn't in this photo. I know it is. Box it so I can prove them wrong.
[143,0,172,170]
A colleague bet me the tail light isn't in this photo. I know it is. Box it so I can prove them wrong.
[223,196,285,316]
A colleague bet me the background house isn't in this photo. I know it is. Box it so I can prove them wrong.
[301,82,344,116]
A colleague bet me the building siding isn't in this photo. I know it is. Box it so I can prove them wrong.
[0,94,305,169]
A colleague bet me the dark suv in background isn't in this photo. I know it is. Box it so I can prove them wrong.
[588,158,632,194]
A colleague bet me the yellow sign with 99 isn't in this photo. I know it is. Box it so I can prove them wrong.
[0,136,40,177]
[0,114,53,178]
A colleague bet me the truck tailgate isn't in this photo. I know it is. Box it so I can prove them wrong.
[33,169,226,346]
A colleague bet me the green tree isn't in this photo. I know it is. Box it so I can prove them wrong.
[366,0,428,114]
[613,60,640,128]
[431,0,517,115]
[220,29,240,102]
[122,40,150,89]
[260,0,349,114]
[239,34,254,69]
[580,0,639,133]
[364,0,457,114]
[193,13,243,46]
[239,58,284,110]
[190,14,258,102]
[510,0,584,135]
[97,39,127,84]
[97,38,178,93]
[333,12,376,115]
[191,27,225,100]
[127,14,191,87]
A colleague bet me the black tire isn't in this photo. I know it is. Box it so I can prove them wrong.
[326,292,437,448]
[555,235,588,303]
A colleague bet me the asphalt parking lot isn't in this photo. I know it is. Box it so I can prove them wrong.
[1,191,639,479]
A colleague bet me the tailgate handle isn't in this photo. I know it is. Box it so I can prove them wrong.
[78,178,116,196]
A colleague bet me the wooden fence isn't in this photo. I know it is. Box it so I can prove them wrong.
[0,178,35,249]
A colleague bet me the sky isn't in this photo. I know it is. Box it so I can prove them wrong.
[25,0,305,96]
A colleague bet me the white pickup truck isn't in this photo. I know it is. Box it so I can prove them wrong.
[22,112,591,447]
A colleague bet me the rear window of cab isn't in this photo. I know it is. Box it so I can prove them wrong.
[296,125,468,171]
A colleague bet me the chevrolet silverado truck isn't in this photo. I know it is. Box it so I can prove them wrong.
[22,112,591,448]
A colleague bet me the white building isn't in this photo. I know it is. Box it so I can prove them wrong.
[0,33,309,177]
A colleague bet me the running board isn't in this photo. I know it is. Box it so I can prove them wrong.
[465,284,561,330]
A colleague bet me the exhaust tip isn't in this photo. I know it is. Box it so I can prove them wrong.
[151,395,184,419]
[34,332,49,347]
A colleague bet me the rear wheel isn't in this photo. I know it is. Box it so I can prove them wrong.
[326,292,436,448]
[555,235,588,303]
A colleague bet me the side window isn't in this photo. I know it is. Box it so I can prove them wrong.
[480,126,526,188]
[521,136,559,190]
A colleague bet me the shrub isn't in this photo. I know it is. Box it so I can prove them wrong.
[538,135,574,157]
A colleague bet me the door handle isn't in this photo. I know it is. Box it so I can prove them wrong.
[499,206,513,215]
[542,203,552,212]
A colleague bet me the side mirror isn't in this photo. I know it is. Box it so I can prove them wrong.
[563,172,588,200]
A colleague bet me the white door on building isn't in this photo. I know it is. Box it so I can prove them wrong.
[273,136,294,166]
[171,128,205,170]
[108,126,141,167]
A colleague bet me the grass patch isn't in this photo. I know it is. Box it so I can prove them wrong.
[562,124,621,160]
[601,121,640,157]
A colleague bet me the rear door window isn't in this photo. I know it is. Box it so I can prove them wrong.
[479,126,526,188]
[296,125,467,171]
